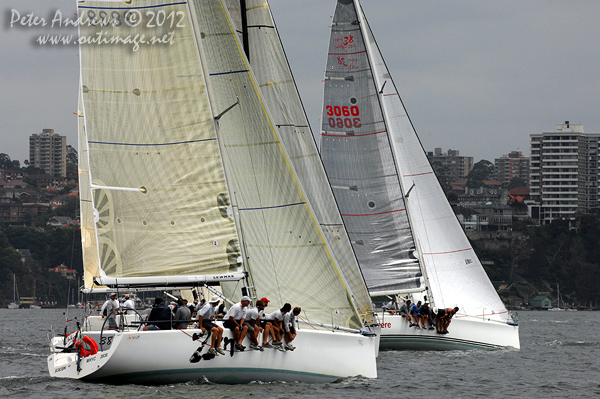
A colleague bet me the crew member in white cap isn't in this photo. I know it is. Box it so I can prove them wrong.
[100,292,120,329]
[223,296,251,351]
[198,296,225,356]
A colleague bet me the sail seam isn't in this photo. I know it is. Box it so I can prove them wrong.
[342,208,406,217]
[403,171,434,177]
[321,130,386,137]
[209,69,249,76]
[88,139,216,146]
[422,248,471,255]
[79,2,187,10]
[239,202,305,211]
[328,51,366,55]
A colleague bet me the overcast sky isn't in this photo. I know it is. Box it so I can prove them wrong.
[2,0,600,165]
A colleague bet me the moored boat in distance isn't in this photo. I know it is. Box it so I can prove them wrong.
[320,0,519,350]
[8,274,20,309]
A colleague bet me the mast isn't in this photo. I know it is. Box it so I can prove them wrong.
[239,0,250,60]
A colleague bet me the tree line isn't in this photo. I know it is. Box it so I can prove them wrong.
[474,213,600,306]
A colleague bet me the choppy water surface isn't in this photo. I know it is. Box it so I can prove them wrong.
[0,310,598,398]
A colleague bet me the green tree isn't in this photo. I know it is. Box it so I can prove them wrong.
[0,153,20,170]
[55,196,78,219]
[430,161,451,191]
[508,177,527,190]
[466,160,494,188]
[66,145,78,164]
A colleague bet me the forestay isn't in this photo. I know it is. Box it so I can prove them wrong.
[320,0,422,296]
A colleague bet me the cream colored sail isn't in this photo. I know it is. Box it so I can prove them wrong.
[220,0,372,320]
[188,0,365,328]
[78,88,101,289]
[78,1,239,288]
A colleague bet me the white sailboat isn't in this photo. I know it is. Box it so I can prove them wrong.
[8,274,19,309]
[30,278,42,309]
[319,0,519,350]
[548,284,576,311]
[47,0,378,384]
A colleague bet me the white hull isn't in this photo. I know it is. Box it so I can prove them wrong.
[48,323,377,384]
[377,313,520,350]
[7,303,19,309]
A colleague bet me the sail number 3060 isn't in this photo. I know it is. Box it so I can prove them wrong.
[325,105,361,129]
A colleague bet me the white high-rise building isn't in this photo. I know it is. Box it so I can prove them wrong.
[29,129,67,177]
[530,122,599,224]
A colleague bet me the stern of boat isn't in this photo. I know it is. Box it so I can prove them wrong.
[48,333,123,379]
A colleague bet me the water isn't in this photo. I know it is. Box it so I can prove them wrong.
[1,309,598,398]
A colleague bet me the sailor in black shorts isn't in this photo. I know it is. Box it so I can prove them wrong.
[198,296,225,355]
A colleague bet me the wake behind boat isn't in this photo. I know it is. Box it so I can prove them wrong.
[320,0,519,350]
[47,0,378,383]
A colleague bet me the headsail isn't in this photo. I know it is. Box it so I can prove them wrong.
[356,2,507,319]
[320,0,423,296]
[221,0,373,321]
[189,0,366,328]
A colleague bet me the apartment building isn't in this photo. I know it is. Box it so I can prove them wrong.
[494,151,530,186]
[29,129,67,177]
[530,122,599,224]
[427,148,474,182]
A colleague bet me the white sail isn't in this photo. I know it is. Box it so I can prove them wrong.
[320,0,422,296]
[321,0,509,321]
[357,3,508,320]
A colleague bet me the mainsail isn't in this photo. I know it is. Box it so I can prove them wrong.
[78,1,240,289]
[78,0,369,329]
[320,0,422,296]
[321,0,509,320]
